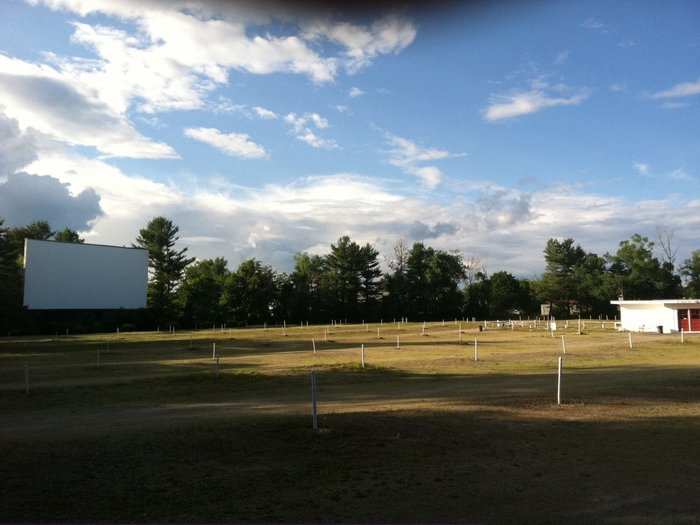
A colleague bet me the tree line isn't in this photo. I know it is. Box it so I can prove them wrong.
[1,215,699,335]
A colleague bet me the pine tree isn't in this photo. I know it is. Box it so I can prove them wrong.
[135,217,194,323]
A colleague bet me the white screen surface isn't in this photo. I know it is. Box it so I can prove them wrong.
[23,239,148,309]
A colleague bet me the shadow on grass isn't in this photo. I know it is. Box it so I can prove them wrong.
[1,407,699,524]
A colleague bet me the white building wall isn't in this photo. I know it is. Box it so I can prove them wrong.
[619,305,678,333]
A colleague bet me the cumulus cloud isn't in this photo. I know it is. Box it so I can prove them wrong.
[0,111,37,175]
[651,78,700,99]
[483,81,590,122]
[0,57,178,159]
[20,148,700,274]
[349,86,365,97]
[0,2,416,158]
[284,112,338,149]
[302,14,416,73]
[0,171,103,230]
[385,133,462,189]
[184,127,267,159]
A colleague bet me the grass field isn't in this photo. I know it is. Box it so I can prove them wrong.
[2,321,700,523]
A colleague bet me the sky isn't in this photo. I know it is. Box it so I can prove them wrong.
[0,0,698,275]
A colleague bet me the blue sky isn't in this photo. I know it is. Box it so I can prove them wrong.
[0,0,698,274]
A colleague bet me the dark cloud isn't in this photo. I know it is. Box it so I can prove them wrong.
[0,171,103,230]
[0,112,36,175]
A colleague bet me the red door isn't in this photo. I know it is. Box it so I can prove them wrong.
[692,310,700,332]
[679,309,700,332]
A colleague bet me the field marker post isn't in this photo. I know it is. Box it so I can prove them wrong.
[312,338,316,354]
[361,344,365,368]
[561,335,566,354]
[628,332,633,350]
[396,335,400,349]
[681,329,684,344]
[24,362,29,394]
[474,338,478,361]
[377,327,380,339]
[556,356,562,406]
[310,372,318,432]
[578,317,582,335]
[212,342,217,360]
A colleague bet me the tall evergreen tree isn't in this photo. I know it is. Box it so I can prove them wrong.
[134,217,194,323]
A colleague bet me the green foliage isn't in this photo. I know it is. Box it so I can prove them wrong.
[222,259,277,325]
[178,257,229,327]
[681,250,700,297]
[135,217,194,324]
[607,234,681,299]
[54,227,84,243]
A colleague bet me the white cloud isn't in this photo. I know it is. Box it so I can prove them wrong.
[633,162,650,175]
[184,127,267,159]
[385,133,461,189]
[284,112,337,149]
[651,78,700,99]
[335,105,349,113]
[0,54,178,158]
[609,83,626,92]
[302,14,416,73]
[349,86,365,97]
[20,148,700,274]
[253,106,278,119]
[483,82,590,122]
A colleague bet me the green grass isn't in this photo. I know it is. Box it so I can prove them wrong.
[1,322,700,523]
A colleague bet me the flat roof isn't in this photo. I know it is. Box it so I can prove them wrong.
[611,299,700,305]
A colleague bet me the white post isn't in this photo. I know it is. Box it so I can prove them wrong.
[396,335,400,349]
[212,342,216,359]
[578,317,581,335]
[377,327,380,339]
[561,335,566,354]
[442,320,445,327]
[310,372,318,432]
[557,356,562,406]
[361,344,365,368]
[474,338,478,361]
[312,338,316,354]
[681,328,684,344]
[628,332,633,350]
